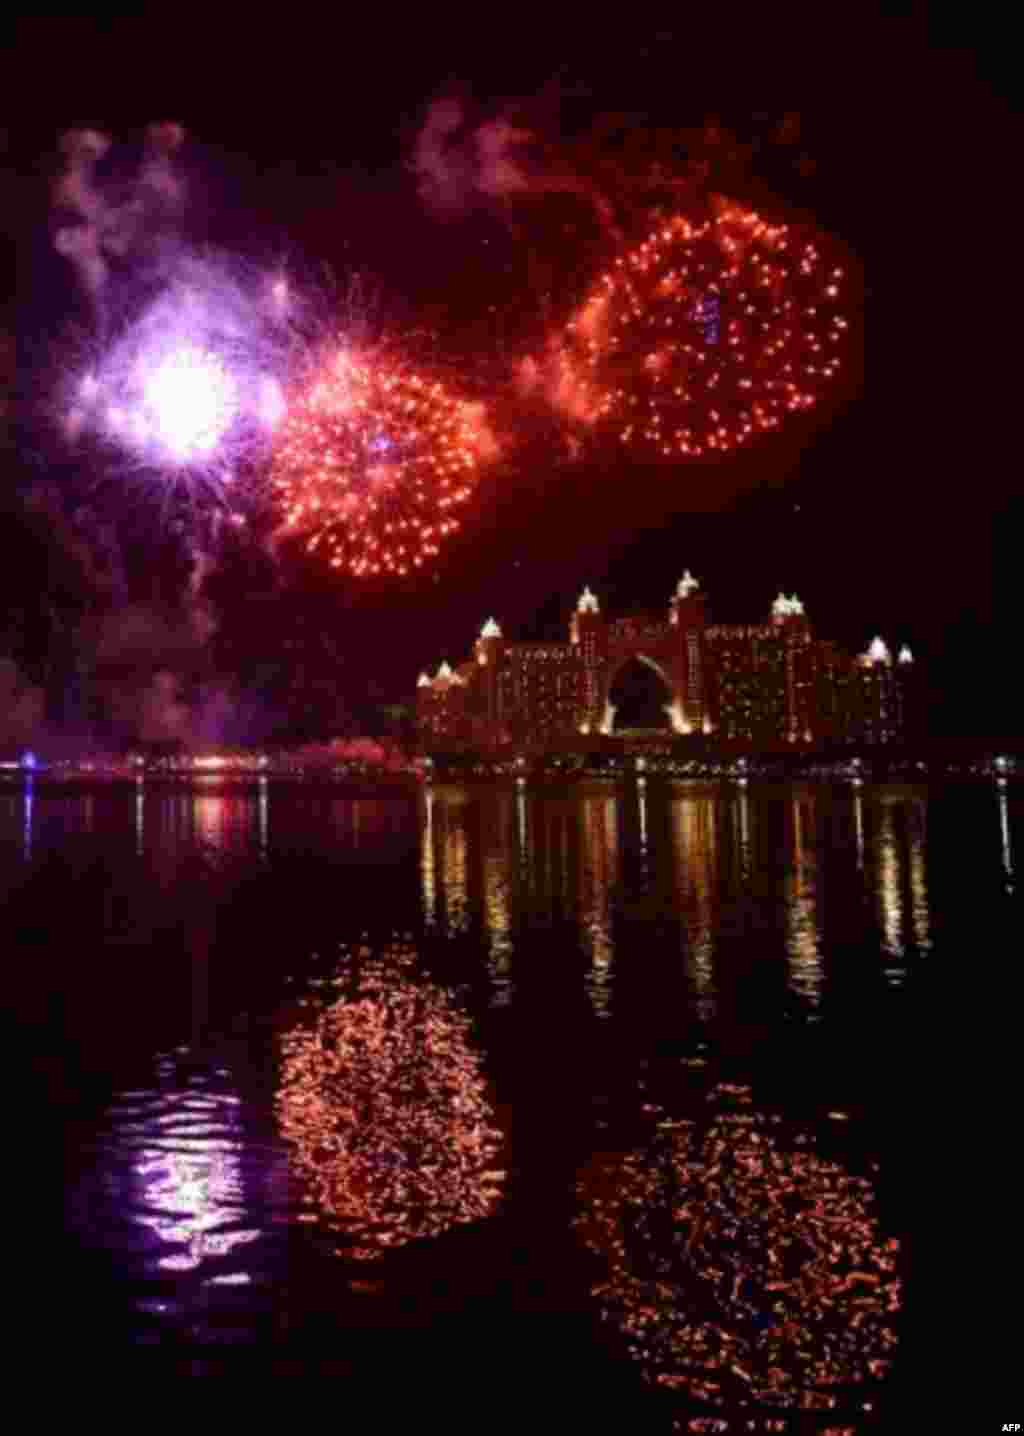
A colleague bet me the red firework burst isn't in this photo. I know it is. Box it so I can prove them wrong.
[271,346,491,577]
[556,200,853,457]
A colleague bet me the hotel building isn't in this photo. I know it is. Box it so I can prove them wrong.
[416,574,915,750]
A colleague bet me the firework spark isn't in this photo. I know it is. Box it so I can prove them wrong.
[271,345,492,577]
[544,201,851,457]
[64,253,298,516]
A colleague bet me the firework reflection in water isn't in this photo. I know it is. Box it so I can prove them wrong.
[276,937,505,1259]
[575,1083,899,1414]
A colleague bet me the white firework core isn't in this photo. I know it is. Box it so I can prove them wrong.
[68,255,302,506]
[141,345,239,462]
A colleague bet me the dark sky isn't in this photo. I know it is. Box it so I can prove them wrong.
[8,11,1017,739]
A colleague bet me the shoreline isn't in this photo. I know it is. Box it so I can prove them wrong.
[1,770,1015,792]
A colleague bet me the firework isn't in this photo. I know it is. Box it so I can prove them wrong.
[65,253,299,515]
[575,1084,900,1412]
[271,344,490,577]
[551,201,851,457]
[276,938,505,1260]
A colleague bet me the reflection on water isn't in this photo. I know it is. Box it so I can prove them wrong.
[575,1083,900,1415]
[194,794,244,861]
[736,785,752,883]
[151,795,194,887]
[908,799,931,951]
[412,783,948,1025]
[443,808,469,933]
[276,938,505,1260]
[581,797,618,1017]
[75,1055,273,1319]
[876,802,902,967]
[421,789,437,929]
[516,785,527,866]
[422,788,471,934]
[1000,786,1014,890]
[23,778,33,863]
[786,796,822,1011]
[33,780,998,1397]
[481,793,513,1001]
[671,798,716,1022]
[128,1084,258,1275]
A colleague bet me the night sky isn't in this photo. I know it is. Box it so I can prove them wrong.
[6,12,1017,744]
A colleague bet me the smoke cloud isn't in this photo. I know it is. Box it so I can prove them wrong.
[137,669,191,744]
[515,338,602,425]
[93,601,211,670]
[23,482,125,599]
[411,98,471,215]
[411,98,615,233]
[80,590,217,745]
[52,122,187,300]
[0,659,45,748]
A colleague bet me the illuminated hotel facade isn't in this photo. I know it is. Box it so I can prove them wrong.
[416,574,916,750]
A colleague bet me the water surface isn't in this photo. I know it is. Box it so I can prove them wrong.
[22,778,1015,1412]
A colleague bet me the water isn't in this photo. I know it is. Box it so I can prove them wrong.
[16,777,1016,1412]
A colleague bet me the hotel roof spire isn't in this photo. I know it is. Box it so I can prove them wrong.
[772,592,805,617]
[577,586,600,613]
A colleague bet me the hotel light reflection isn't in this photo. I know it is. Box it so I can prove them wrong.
[853,786,865,870]
[194,793,226,853]
[580,796,618,1017]
[135,780,144,857]
[876,801,906,984]
[736,784,752,883]
[442,801,470,934]
[671,797,716,1022]
[258,776,268,861]
[482,794,513,1003]
[999,786,1014,890]
[23,777,33,863]
[908,798,931,950]
[420,788,437,929]
[516,785,529,874]
[785,795,822,1011]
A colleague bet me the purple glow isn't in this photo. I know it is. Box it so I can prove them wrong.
[258,376,286,430]
[68,253,304,504]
